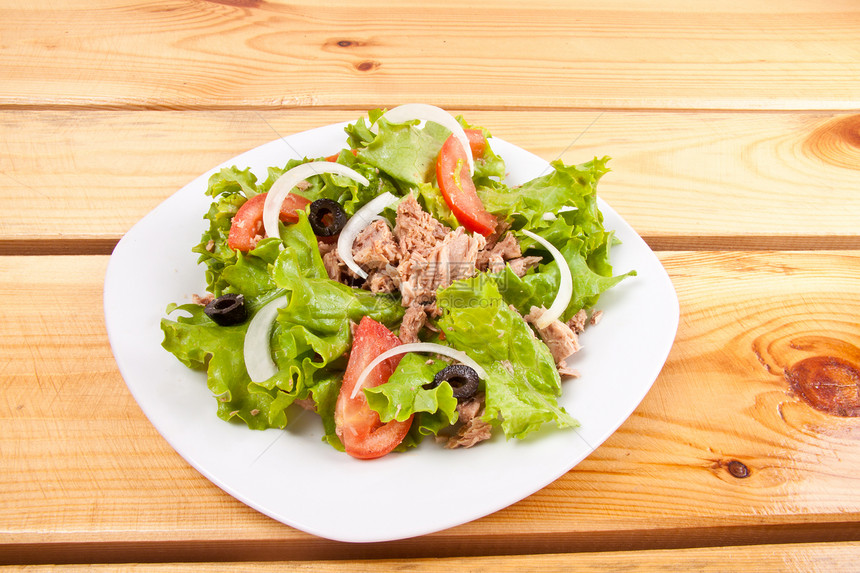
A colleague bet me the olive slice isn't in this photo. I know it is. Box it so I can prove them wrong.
[308,198,347,237]
[204,293,247,326]
[425,364,480,401]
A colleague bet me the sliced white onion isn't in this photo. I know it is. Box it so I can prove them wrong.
[336,191,398,279]
[349,342,488,400]
[370,103,474,176]
[521,229,573,330]
[262,162,370,241]
[243,295,288,383]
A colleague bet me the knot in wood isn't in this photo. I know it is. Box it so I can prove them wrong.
[355,60,381,72]
[785,355,860,417]
[726,460,750,479]
[802,114,860,170]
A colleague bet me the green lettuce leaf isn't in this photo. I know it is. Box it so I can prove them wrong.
[160,302,291,430]
[344,109,385,149]
[270,212,405,332]
[494,214,636,320]
[299,371,344,451]
[161,213,403,446]
[478,157,610,227]
[412,182,460,229]
[345,110,508,232]
[205,166,261,199]
[218,243,279,302]
[436,277,578,439]
[192,192,242,296]
[357,117,450,188]
[364,353,459,433]
[258,213,403,443]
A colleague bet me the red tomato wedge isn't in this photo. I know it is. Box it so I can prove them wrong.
[335,317,413,459]
[227,192,311,251]
[465,128,486,159]
[435,134,498,236]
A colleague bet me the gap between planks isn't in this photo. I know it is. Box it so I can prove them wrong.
[2,104,860,113]
[3,236,860,257]
[3,521,860,566]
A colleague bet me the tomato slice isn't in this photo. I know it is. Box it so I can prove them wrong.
[227,192,311,251]
[465,128,486,158]
[435,134,498,236]
[335,317,413,459]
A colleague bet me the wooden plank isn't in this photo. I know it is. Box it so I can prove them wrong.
[3,542,860,571]
[1,1,858,111]
[1,110,858,250]
[1,251,859,563]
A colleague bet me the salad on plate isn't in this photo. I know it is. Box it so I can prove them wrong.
[160,104,635,459]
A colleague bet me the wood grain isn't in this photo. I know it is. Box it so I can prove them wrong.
[1,110,858,250]
[3,542,860,571]
[2,251,859,563]
[4,0,859,566]
[1,1,858,111]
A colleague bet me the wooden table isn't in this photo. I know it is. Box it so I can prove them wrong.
[2,1,859,570]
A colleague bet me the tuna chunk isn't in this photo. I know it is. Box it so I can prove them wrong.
[477,232,522,271]
[319,241,371,286]
[321,245,343,282]
[456,393,483,424]
[433,227,487,284]
[477,232,543,276]
[365,264,401,294]
[557,364,581,378]
[394,193,487,307]
[506,255,544,277]
[446,418,492,449]
[524,306,581,368]
[399,226,486,307]
[398,303,427,344]
[192,293,214,306]
[445,393,492,449]
[352,219,399,272]
[481,220,511,252]
[566,308,589,334]
[394,193,450,260]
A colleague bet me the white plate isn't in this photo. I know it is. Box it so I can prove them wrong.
[104,120,679,543]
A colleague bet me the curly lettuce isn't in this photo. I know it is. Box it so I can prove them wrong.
[364,353,459,437]
[492,213,636,320]
[364,274,585,443]
[436,277,578,439]
[163,108,634,453]
[161,213,403,447]
[478,157,610,228]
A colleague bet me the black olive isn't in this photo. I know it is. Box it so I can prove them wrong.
[425,364,480,401]
[308,198,347,237]
[204,293,247,326]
